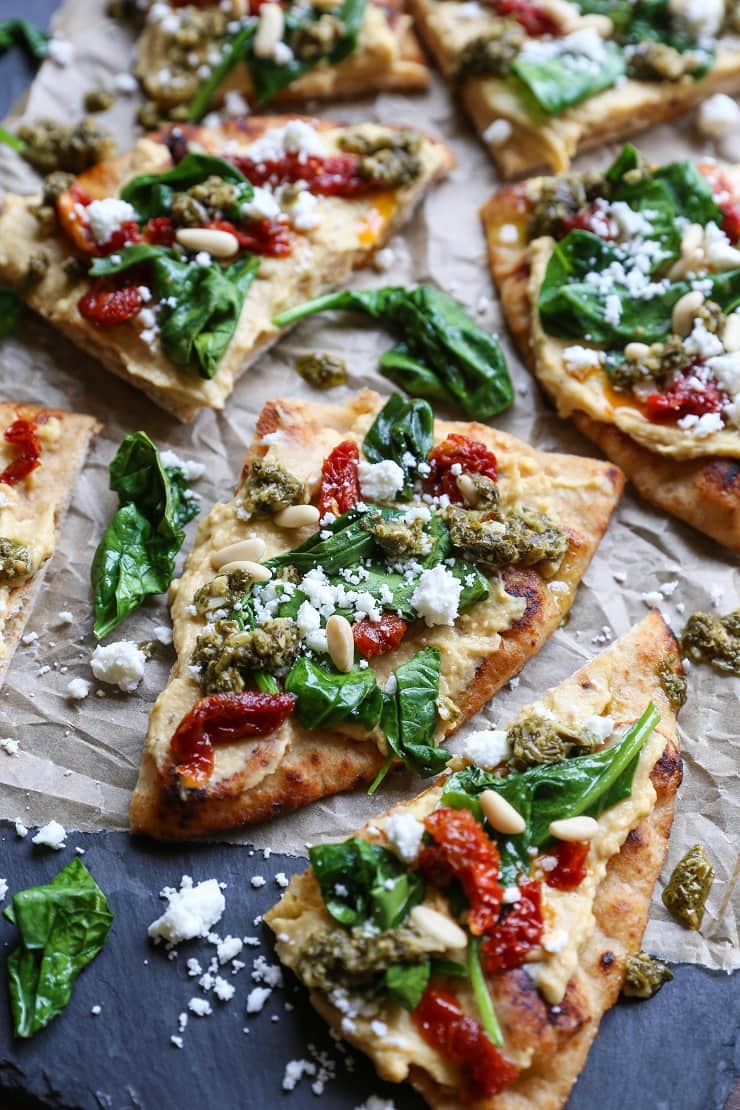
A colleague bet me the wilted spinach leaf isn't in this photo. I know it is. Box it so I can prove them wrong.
[362,393,434,500]
[512,38,625,116]
[0,19,49,61]
[119,152,253,223]
[384,961,431,1010]
[285,655,383,730]
[91,432,199,639]
[309,836,424,931]
[5,858,113,1038]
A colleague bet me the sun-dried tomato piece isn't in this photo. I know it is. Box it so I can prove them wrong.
[645,368,725,423]
[0,418,41,486]
[233,151,370,197]
[720,202,740,243]
[426,434,498,503]
[414,987,518,1100]
[78,280,143,328]
[483,879,543,972]
[145,216,176,246]
[207,218,292,258]
[543,840,590,891]
[697,162,740,242]
[98,220,142,256]
[353,612,408,659]
[496,0,560,36]
[560,200,615,241]
[318,440,360,518]
[172,691,296,789]
[420,807,504,935]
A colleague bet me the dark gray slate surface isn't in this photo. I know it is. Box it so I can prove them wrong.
[1,824,738,1110]
[0,7,738,1109]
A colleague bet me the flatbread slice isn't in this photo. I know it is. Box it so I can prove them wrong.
[265,609,684,1109]
[409,0,740,177]
[0,117,452,422]
[482,152,740,551]
[130,388,623,839]
[0,402,101,687]
[136,0,429,114]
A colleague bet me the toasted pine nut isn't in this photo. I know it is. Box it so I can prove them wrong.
[274,504,320,529]
[211,537,266,569]
[175,228,240,258]
[548,815,599,842]
[326,614,354,673]
[254,3,285,58]
[575,13,613,34]
[671,290,703,338]
[216,560,272,581]
[480,789,526,835]
[681,223,704,255]
[410,905,467,950]
[456,473,479,506]
[722,312,740,353]
[624,342,650,362]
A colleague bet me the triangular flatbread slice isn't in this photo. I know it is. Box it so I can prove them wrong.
[265,610,683,1108]
[409,0,740,177]
[136,0,429,114]
[0,402,100,687]
[130,389,623,838]
[482,157,740,551]
[0,117,452,421]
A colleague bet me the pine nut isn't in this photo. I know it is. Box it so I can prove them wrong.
[410,905,467,951]
[456,473,479,506]
[254,3,285,57]
[722,312,740,353]
[326,614,354,673]
[548,815,599,842]
[575,13,613,34]
[211,537,266,569]
[681,223,704,255]
[480,789,526,835]
[624,342,650,362]
[671,291,703,338]
[216,560,272,581]
[175,228,239,259]
[274,504,320,529]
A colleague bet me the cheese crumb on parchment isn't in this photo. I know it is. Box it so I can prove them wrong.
[90,641,146,693]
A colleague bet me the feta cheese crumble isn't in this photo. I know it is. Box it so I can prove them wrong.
[357,459,405,502]
[86,198,137,246]
[459,727,510,769]
[384,811,425,863]
[148,876,225,946]
[66,677,91,700]
[697,94,740,139]
[32,820,67,850]
[0,737,19,756]
[90,640,146,692]
[410,564,462,626]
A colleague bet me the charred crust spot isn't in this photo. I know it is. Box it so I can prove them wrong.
[600,951,616,971]
[547,979,590,1033]
[310,751,321,766]
[702,458,740,495]
[625,827,643,850]
[651,746,683,792]
[501,567,544,633]
[605,465,622,489]
[580,679,593,690]
[257,401,283,439]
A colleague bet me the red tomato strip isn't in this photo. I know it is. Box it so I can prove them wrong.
[419,807,504,935]
[0,418,41,486]
[645,368,724,423]
[426,434,498,502]
[495,0,560,36]
[353,612,407,659]
[78,281,144,328]
[543,840,589,891]
[171,691,296,789]
[233,151,373,197]
[207,218,292,258]
[483,879,543,971]
[318,440,360,518]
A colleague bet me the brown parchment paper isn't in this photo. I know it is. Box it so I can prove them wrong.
[0,0,737,974]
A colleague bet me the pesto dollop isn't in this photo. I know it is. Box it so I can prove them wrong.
[622,952,673,999]
[239,459,305,516]
[662,844,714,931]
[680,610,740,676]
[0,539,33,585]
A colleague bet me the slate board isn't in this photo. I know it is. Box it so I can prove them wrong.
[0,7,738,1109]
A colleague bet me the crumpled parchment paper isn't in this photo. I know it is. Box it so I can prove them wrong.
[0,0,737,974]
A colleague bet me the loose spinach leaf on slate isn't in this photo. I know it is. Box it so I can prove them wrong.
[441,702,660,885]
[309,837,424,931]
[91,432,199,639]
[363,393,434,501]
[4,858,113,1038]
[91,244,260,379]
[285,655,383,730]
[0,19,49,61]
[384,961,431,1011]
[0,287,23,337]
[273,285,513,420]
[511,38,625,116]
[373,647,449,793]
[119,152,253,223]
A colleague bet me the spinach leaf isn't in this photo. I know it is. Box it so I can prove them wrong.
[285,655,383,730]
[0,19,49,61]
[0,126,26,153]
[119,152,253,223]
[4,858,113,1038]
[363,393,434,500]
[90,244,260,379]
[273,285,513,421]
[0,286,23,337]
[511,38,625,116]
[91,432,199,639]
[187,23,256,123]
[468,936,503,1047]
[266,507,380,575]
[384,962,430,1011]
[371,647,448,793]
[441,702,660,884]
[309,837,424,931]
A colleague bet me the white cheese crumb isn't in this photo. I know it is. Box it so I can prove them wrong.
[498,223,518,244]
[274,872,289,889]
[357,459,405,502]
[223,89,250,117]
[148,876,225,946]
[158,449,206,481]
[459,728,510,769]
[66,677,91,700]
[0,878,7,902]
[170,1035,184,1049]
[186,958,202,977]
[113,72,138,94]
[22,631,38,645]
[91,1005,102,1016]
[581,715,614,746]
[283,1059,317,1091]
[213,976,235,1002]
[642,590,664,607]
[15,819,28,838]
[373,246,396,272]
[188,997,213,1017]
[384,812,425,863]
[242,185,281,221]
[697,94,740,139]
[0,737,19,756]
[410,564,462,627]
[246,986,272,1013]
[86,198,137,246]
[250,875,266,889]
[47,37,75,65]
[482,118,512,145]
[90,640,146,693]
[287,189,320,231]
[152,624,173,646]
[57,610,74,624]
[217,935,244,964]
[354,1097,398,1110]
[676,411,724,438]
[563,346,604,375]
[32,820,67,850]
